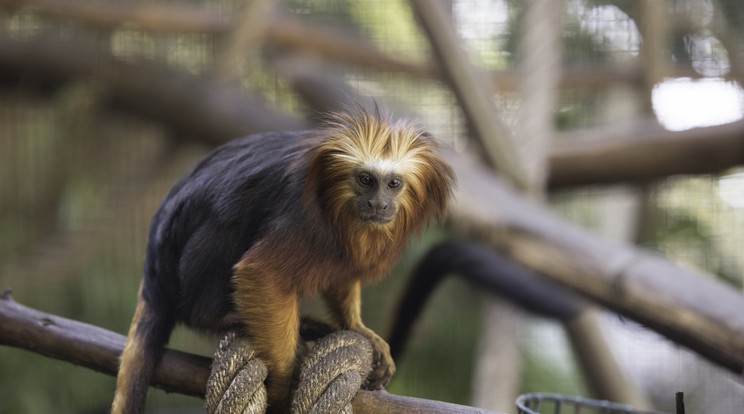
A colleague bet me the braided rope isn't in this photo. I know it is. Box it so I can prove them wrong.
[291,330,372,414]
[207,331,268,414]
[206,330,373,414]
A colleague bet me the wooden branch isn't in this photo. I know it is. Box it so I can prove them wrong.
[447,148,744,374]
[0,0,229,33]
[564,311,650,408]
[214,0,276,80]
[4,0,701,91]
[549,119,744,188]
[0,34,306,143]
[409,0,528,190]
[266,12,432,77]
[268,51,360,115]
[0,0,432,76]
[0,291,210,397]
[0,292,499,414]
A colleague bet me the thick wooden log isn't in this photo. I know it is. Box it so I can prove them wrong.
[550,119,744,188]
[0,291,210,397]
[0,0,229,33]
[409,0,527,190]
[0,34,305,143]
[447,148,744,374]
[0,292,499,413]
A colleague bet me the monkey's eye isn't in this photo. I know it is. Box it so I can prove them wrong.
[388,179,401,189]
[357,173,373,186]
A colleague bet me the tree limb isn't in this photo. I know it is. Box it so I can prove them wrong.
[409,0,528,190]
[0,33,306,144]
[0,291,210,396]
[0,0,229,33]
[0,291,499,414]
[549,119,744,188]
[447,148,744,374]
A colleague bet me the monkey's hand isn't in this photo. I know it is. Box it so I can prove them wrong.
[354,325,396,390]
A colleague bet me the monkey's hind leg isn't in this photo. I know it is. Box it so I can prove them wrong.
[112,285,175,414]
[233,262,300,413]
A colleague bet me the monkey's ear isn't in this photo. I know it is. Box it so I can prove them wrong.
[302,140,354,223]
[402,132,456,224]
[423,151,456,222]
[423,132,457,221]
[302,146,324,209]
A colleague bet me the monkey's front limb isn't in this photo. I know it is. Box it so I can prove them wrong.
[323,280,396,389]
[233,263,300,413]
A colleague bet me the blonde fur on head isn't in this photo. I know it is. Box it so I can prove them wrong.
[305,108,456,268]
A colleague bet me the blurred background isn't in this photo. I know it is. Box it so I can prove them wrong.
[1,0,743,413]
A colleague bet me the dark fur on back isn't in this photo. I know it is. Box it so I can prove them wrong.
[143,130,319,330]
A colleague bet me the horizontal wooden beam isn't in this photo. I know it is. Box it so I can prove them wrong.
[0,33,306,142]
[549,119,744,188]
[0,0,228,33]
[447,148,744,374]
[0,292,499,414]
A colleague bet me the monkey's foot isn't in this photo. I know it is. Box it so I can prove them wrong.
[352,326,396,390]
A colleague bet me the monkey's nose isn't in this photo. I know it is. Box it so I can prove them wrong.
[368,199,388,210]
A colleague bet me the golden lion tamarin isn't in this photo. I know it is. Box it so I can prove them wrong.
[111,108,455,413]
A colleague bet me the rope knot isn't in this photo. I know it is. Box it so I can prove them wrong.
[206,331,269,414]
[206,329,373,414]
[292,330,373,414]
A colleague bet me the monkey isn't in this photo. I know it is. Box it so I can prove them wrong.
[111,108,456,414]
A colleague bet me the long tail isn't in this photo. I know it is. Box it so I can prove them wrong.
[112,284,174,414]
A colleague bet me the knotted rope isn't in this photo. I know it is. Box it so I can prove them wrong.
[291,330,372,414]
[207,331,269,414]
[206,329,373,414]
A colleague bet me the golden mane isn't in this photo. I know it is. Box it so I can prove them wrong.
[305,109,455,270]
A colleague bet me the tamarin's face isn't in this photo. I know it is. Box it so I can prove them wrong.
[353,166,403,224]
[306,110,455,234]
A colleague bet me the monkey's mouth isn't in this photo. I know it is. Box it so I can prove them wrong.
[360,212,394,225]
